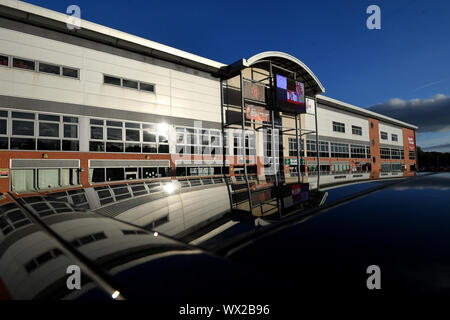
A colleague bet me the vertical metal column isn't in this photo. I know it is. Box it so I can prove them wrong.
[295,114,301,184]
[220,79,233,210]
[269,61,281,214]
[314,95,320,190]
[240,72,253,214]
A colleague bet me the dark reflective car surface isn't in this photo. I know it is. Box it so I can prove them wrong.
[1,173,449,300]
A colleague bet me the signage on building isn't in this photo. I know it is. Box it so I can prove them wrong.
[306,97,315,114]
[273,74,306,114]
[408,136,415,151]
[245,104,270,122]
[243,80,266,103]
[285,158,305,165]
[0,169,8,178]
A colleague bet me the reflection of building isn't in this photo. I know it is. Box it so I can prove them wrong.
[0,1,417,195]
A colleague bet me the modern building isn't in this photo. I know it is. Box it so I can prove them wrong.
[0,0,417,196]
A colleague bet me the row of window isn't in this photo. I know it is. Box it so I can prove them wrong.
[11,168,79,192]
[175,166,230,177]
[381,162,404,172]
[0,110,79,151]
[380,147,405,160]
[332,122,363,136]
[304,140,370,159]
[104,75,155,93]
[0,53,79,78]
[380,131,399,142]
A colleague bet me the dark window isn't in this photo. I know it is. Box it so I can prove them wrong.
[158,144,169,153]
[104,75,121,86]
[176,167,186,176]
[91,168,105,182]
[159,167,170,177]
[140,82,155,92]
[12,111,35,119]
[0,119,6,135]
[39,114,59,122]
[352,125,362,136]
[62,140,79,151]
[39,122,59,137]
[90,127,103,139]
[125,143,141,153]
[143,167,158,178]
[143,131,156,142]
[380,131,388,140]
[38,62,60,75]
[126,129,139,141]
[63,116,78,123]
[0,111,7,117]
[38,139,60,151]
[409,151,416,159]
[0,55,8,66]
[62,67,78,78]
[106,142,123,152]
[90,119,103,125]
[13,58,35,70]
[392,134,398,142]
[106,121,122,127]
[12,120,34,136]
[332,122,345,133]
[107,128,122,140]
[10,138,35,150]
[123,79,138,89]
[125,122,140,129]
[0,137,8,149]
[106,168,124,182]
[64,124,78,138]
[371,122,374,129]
[142,144,157,153]
[89,141,104,152]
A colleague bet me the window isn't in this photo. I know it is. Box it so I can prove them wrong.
[366,146,371,159]
[62,67,79,78]
[330,142,349,158]
[90,119,168,153]
[350,144,366,158]
[380,131,388,140]
[12,120,34,136]
[104,75,121,86]
[332,162,350,173]
[13,57,35,70]
[288,138,304,157]
[381,163,391,172]
[140,82,155,93]
[380,148,391,159]
[332,122,345,133]
[103,74,155,93]
[0,55,8,66]
[409,151,415,160]
[391,163,401,172]
[318,141,329,157]
[352,125,362,136]
[11,168,79,191]
[6,55,79,78]
[391,148,402,159]
[306,140,316,157]
[38,62,60,75]
[0,110,7,149]
[123,79,138,89]
[392,134,398,142]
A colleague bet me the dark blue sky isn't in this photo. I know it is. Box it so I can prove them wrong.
[23,0,450,149]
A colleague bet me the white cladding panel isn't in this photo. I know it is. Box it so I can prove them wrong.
[0,27,221,122]
[304,103,370,142]
[378,122,404,147]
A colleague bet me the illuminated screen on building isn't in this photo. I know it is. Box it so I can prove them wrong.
[274,74,306,114]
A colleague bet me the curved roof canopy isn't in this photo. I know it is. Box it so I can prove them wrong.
[221,51,325,96]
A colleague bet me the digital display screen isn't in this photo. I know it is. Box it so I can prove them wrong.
[274,74,306,114]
